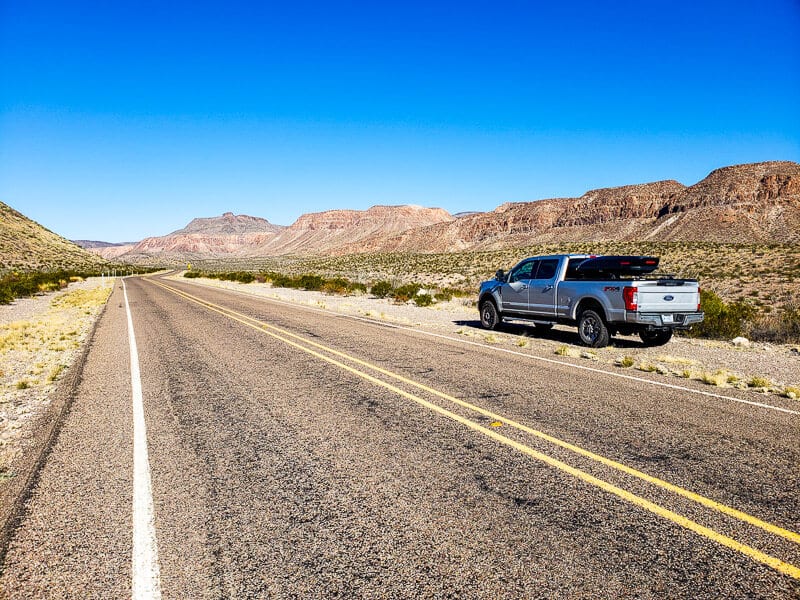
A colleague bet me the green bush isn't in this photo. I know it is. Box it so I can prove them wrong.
[0,268,147,304]
[393,283,421,303]
[434,290,453,302]
[414,293,434,307]
[370,281,393,298]
[347,282,367,294]
[322,277,349,295]
[686,289,755,340]
[263,272,298,288]
[298,274,324,291]
[217,271,255,283]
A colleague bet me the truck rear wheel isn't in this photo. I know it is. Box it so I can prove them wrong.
[577,309,610,348]
[639,329,673,347]
[479,300,501,330]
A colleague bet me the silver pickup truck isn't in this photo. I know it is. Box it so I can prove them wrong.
[478,254,704,347]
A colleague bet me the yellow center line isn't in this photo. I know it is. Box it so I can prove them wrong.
[154,279,800,545]
[147,278,800,579]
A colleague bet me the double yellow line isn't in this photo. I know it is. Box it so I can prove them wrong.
[149,278,800,579]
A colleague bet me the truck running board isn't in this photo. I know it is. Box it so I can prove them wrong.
[501,316,556,326]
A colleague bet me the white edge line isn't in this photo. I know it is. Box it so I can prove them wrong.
[172,277,800,417]
[123,279,163,599]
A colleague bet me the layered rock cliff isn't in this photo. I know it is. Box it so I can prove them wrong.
[82,161,800,262]
[346,161,799,253]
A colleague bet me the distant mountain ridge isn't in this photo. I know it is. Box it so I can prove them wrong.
[72,240,136,249]
[77,160,800,262]
[172,212,284,235]
[87,205,454,260]
[340,161,800,253]
[0,201,109,273]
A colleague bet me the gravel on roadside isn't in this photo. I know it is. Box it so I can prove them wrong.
[0,278,114,472]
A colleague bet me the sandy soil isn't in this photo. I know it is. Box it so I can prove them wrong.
[0,278,113,470]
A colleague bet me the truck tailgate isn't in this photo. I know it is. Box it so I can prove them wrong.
[635,282,699,312]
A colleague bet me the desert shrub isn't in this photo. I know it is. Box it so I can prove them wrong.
[686,289,755,340]
[745,300,800,344]
[0,269,122,304]
[183,271,203,278]
[298,274,324,291]
[414,293,434,307]
[264,272,298,288]
[347,282,367,294]
[434,290,453,302]
[370,281,393,298]
[393,283,422,303]
[322,277,349,295]
[747,376,771,389]
[223,271,255,283]
[615,356,635,368]
[38,282,61,293]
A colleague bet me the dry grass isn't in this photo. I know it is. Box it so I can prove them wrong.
[700,370,730,387]
[555,345,583,358]
[746,376,772,389]
[1,284,112,393]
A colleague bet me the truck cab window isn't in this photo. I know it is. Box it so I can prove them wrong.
[534,259,558,280]
[508,260,536,283]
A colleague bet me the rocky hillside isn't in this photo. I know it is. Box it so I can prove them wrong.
[87,212,286,260]
[0,201,110,273]
[80,160,800,263]
[248,205,454,255]
[98,205,453,262]
[350,161,800,253]
[174,212,284,236]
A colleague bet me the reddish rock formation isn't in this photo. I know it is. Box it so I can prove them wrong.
[346,161,799,252]
[87,161,800,262]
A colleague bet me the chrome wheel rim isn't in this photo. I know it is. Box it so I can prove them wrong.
[581,315,599,342]
[482,305,495,328]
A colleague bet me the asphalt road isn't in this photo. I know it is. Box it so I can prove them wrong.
[1,275,798,599]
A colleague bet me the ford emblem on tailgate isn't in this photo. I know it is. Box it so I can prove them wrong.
[663,295,674,301]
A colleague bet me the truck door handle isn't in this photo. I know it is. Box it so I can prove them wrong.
[521,284,528,290]
[543,285,554,292]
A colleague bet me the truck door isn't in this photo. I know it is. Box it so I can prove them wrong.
[502,259,537,313]
[528,258,560,317]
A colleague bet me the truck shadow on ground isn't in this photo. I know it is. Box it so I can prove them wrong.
[452,320,646,349]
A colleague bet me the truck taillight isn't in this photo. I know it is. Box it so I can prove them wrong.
[698,287,702,311]
[623,286,638,311]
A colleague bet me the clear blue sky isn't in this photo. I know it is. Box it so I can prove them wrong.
[1,0,799,242]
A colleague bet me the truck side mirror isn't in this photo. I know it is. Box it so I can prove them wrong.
[495,269,506,282]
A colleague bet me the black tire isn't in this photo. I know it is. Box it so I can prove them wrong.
[577,309,610,348]
[479,300,501,330]
[639,329,673,347]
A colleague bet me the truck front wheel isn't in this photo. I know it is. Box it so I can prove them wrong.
[577,309,610,347]
[480,300,501,330]
[639,329,673,347]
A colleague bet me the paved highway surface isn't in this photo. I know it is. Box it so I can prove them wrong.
[1,275,798,598]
